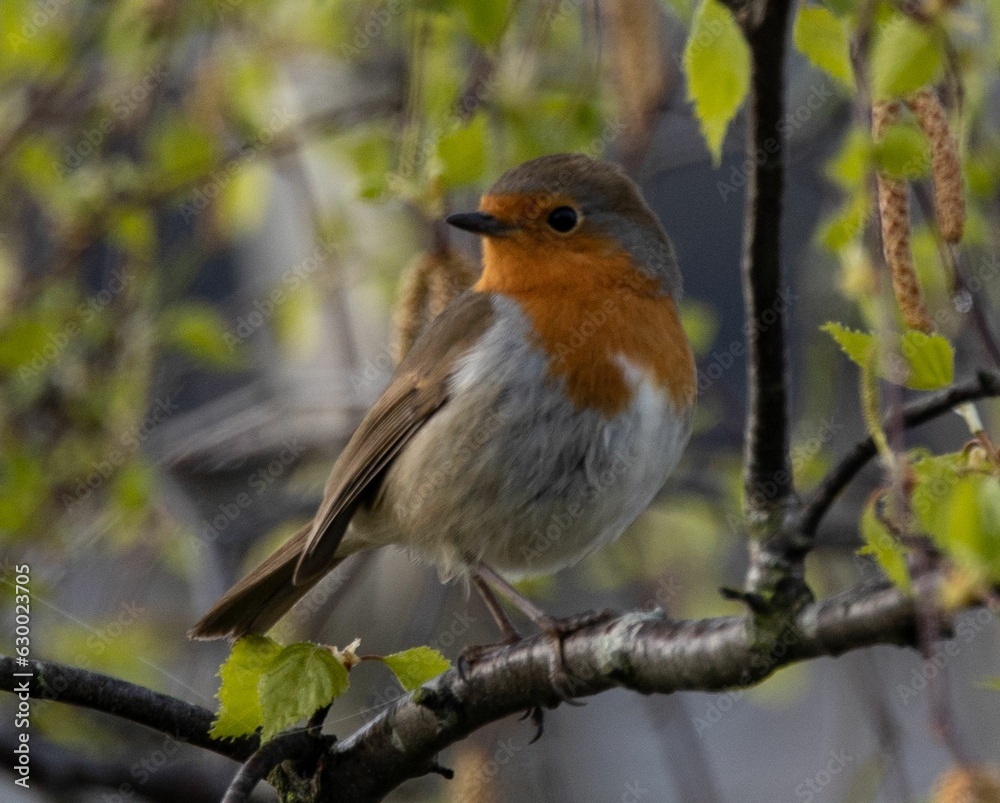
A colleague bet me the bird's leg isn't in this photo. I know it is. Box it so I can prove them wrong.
[471,572,522,643]
[461,569,546,741]
[467,562,616,708]
[472,562,616,635]
[457,572,523,679]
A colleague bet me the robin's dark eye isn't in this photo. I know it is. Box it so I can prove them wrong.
[547,206,578,233]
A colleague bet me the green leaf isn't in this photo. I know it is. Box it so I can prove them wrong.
[211,635,283,740]
[818,190,868,252]
[148,115,217,184]
[159,303,240,368]
[859,501,911,592]
[382,646,451,692]
[258,643,349,742]
[793,5,854,89]
[0,448,46,535]
[684,0,750,164]
[457,0,509,45]
[436,113,488,188]
[217,163,272,235]
[940,475,1000,582]
[821,322,876,367]
[872,123,930,179]
[0,317,55,371]
[911,451,963,535]
[345,127,393,200]
[824,127,872,191]
[108,208,156,259]
[942,475,987,570]
[911,454,1000,582]
[870,16,944,100]
[822,324,954,390]
[899,330,953,390]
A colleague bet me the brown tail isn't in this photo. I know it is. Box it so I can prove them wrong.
[189,525,350,640]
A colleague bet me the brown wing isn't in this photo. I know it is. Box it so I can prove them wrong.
[292,289,496,584]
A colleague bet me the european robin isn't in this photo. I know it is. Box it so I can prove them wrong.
[190,153,696,643]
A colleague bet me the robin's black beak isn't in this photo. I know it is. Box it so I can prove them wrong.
[445,211,513,236]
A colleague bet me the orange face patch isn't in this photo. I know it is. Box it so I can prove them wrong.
[472,197,695,416]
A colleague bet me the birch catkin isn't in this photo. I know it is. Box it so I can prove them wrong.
[873,100,934,333]
[392,247,478,363]
[907,88,965,244]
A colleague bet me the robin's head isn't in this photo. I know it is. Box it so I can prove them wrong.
[447,153,681,297]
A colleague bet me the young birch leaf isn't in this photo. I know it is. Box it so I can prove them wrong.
[684,0,750,165]
[900,330,954,390]
[871,16,944,100]
[821,322,877,367]
[911,452,962,535]
[872,124,931,179]
[940,475,986,575]
[793,5,854,89]
[860,501,911,592]
[211,635,283,740]
[436,113,488,188]
[382,646,451,692]
[258,644,349,742]
[458,0,509,45]
[938,475,1000,583]
[160,303,242,368]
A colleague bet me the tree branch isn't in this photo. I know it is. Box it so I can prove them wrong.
[223,730,328,803]
[1,573,973,801]
[798,369,1000,539]
[734,0,799,598]
[308,578,922,801]
[0,656,257,762]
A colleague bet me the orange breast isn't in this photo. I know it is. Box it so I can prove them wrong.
[474,235,696,417]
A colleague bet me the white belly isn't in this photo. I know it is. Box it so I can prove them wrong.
[354,297,693,578]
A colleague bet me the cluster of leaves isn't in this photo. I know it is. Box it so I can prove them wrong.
[212,635,449,742]
[825,321,1000,603]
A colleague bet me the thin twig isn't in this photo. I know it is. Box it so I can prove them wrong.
[222,730,326,803]
[799,369,1000,538]
[0,657,257,762]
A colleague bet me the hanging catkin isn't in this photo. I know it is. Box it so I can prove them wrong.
[907,88,965,244]
[392,247,478,363]
[873,99,934,333]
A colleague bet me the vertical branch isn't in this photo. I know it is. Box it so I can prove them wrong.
[735,0,803,598]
